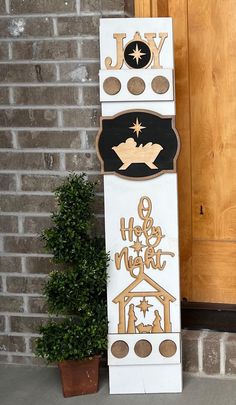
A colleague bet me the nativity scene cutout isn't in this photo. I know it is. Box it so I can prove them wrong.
[97,110,179,179]
[113,196,176,334]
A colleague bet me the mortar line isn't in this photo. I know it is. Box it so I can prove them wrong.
[0,253,53,257]
[52,17,58,36]
[0,58,99,63]
[0,147,97,153]
[0,169,100,174]
[0,12,123,18]
[220,333,228,376]
[21,256,27,273]
[76,0,80,14]
[17,216,24,234]
[0,83,99,87]
[8,42,12,59]
[5,0,9,14]
[0,332,41,337]
[11,130,18,148]
[1,274,7,293]
[59,152,66,171]
[9,87,14,104]
[4,315,10,333]
[0,105,100,109]
[0,36,99,41]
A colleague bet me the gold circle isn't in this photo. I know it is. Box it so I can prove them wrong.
[127,77,145,95]
[151,76,170,94]
[103,77,121,95]
[159,339,177,357]
[134,339,152,358]
[111,340,129,358]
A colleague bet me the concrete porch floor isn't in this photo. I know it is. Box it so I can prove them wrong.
[1,365,236,405]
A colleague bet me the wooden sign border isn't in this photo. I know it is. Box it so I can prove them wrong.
[96,108,180,181]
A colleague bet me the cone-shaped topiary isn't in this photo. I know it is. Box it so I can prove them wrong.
[36,173,109,362]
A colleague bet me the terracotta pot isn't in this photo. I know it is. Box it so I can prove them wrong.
[58,356,100,397]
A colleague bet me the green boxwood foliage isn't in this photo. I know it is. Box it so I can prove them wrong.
[35,173,109,362]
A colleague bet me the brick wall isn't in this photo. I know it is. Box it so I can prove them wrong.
[183,330,236,378]
[0,0,133,365]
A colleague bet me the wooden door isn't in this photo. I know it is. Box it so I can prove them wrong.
[135,0,236,304]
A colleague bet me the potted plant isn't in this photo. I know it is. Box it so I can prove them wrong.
[35,173,109,397]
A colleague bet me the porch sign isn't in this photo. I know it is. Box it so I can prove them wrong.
[96,18,182,394]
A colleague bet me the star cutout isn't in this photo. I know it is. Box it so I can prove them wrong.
[129,43,146,65]
[129,117,146,138]
[136,298,153,317]
[130,240,146,253]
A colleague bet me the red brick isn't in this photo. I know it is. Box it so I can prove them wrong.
[4,236,44,254]
[63,108,100,127]
[28,297,48,313]
[0,64,56,83]
[0,354,9,363]
[182,330,200,372]
[0,174,16,190]
[0,296,24,312]
[84,130,97,149]
[0,215,18,233]
[0,43,8,60]
[57,16,99,36]
[0,316,5,332]
[25,257,58,274]
[21,175,64,192]
[23,216,52,234]
[12,40,78,60]
[225,334,236,375]
[14,86,79,105]
[10,316,49,333]
[0,257,22,273]
[6,276,46,294]
[203,332,221,375]
[0,110,58,128]
[92,196,104,215]
[0,88,9,105]
[0,335,26,352]
[0,195,56,213]
[0,2,6,13]
[10,0,76,13]
[1,17,53,38]
[0,131,13,148]
[87,174,104,192]
[83,86,99,105]
[80,39,99,59]
[0,152,59,170]
[66,152,100,171]
[17,130,82,148]
[59,62,99,83]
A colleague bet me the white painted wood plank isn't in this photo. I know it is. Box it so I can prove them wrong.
[100,69,173,102]
[109,364,182,394]
[108,333,181,365]
[104,174,181,335]
[100,18,174,70]
[101,101,175,117]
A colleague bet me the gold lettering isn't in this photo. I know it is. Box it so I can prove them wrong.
[120,217,134,241]
[105,33,126,70]
[115,247,144,277]
[115,196,175,277]
[138,196,152,219]
[144,32,168,69]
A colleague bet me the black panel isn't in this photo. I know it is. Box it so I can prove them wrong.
[97,111,179,179]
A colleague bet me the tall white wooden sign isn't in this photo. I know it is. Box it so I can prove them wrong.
[96,18,182,394]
